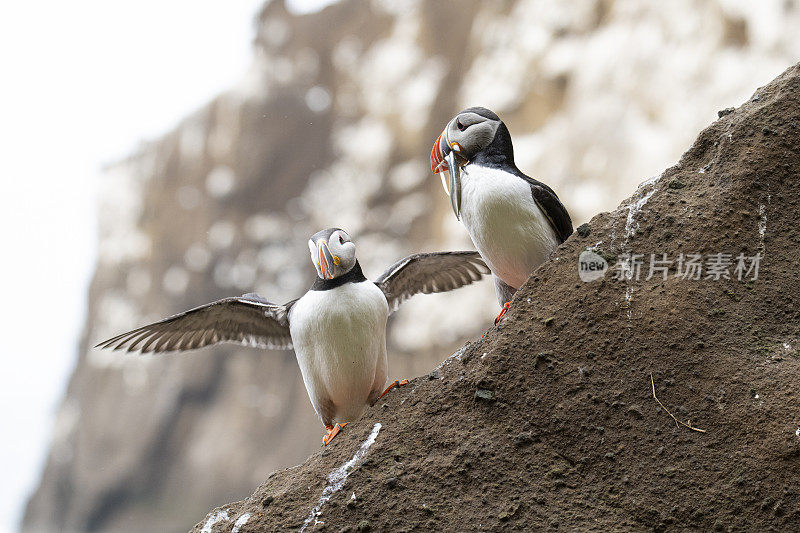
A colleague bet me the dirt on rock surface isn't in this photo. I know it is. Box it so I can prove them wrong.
[192,64,800,532]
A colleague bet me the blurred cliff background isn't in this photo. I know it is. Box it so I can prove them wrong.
[3,0,799,531]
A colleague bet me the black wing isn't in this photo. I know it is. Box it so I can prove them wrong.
[529,180,573,243]
[375,251,490,313]
[95,293,293,353]
[511,168,573,243]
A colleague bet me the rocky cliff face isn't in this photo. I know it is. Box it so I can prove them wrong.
[23,0,800,531]
[193,62,800,532]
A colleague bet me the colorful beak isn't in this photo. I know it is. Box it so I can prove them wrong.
[430,131,448,174]
[318,241,335,279]
[429,127,462,220]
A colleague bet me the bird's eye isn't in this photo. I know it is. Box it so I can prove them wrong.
[339,235,345,245]
[457,120,466,131]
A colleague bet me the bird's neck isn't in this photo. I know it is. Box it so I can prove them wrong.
[311,261,367,291]
[470,123,518,174]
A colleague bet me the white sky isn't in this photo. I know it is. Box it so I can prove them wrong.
[0,1,340,531]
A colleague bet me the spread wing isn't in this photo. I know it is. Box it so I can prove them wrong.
[375,251,490,313]
[530,181,573,243]
[95,293,293,353]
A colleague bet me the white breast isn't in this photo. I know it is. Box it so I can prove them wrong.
[459,164,559,289]
[288,280,389,424]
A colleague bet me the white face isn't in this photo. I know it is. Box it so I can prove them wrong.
[444,110,501,163]
[308,229,357,279]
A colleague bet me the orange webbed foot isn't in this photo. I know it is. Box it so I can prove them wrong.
[494,302,511,325]
[378,379,409,400]
[322,422,349,445]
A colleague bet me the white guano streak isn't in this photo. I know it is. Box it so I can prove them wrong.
[625,182,658,239]
[231,513,251,533]
[622,175,659,319]
[299,423,382,532]
[200,510,229,533]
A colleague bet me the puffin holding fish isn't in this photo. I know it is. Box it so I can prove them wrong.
[430,107,573,322]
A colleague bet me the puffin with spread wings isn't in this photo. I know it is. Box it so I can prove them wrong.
[97,228,489,445]
[430,107,573,323]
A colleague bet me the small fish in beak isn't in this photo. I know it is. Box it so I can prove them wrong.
[445,149,461,220]
[430,128,463,220]
[318,241,336,279]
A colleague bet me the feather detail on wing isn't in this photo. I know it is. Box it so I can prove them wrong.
[375,251,490,313]
[530,182,573,243]
[95,293,293,353]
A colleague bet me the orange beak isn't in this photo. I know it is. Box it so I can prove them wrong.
[318,241,335,279]
[430,131,448,174]
[429,126,463,220]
